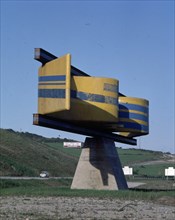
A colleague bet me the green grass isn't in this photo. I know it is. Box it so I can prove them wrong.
[0,128,174,179]
[0,129,78,177]
[1,129,174,206]
[129,178,175,190]
[133,163,175,177]
[46,142,81,158]
[0,179,72,189]
[0,180,174,204]
[117,148,165,165]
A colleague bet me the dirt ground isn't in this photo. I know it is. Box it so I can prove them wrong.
[0,196,175,220]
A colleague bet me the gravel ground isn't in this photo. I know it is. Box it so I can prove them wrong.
[0,196,175,220]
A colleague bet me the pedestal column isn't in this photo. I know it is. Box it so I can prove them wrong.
[71,137,128,190]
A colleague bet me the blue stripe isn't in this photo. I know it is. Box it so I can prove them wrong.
[117,122,148,133]
[38,89,65,98]
[119,112,148,123]
[38,89,118,105]
[39,75,66,82]
[71,90,118,105]
[119,103,148,114]
[39,82,66,86]
[104,83,118,93]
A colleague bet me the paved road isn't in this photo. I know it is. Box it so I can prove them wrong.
[0,176,73,180]
[0,176,145,188]
[132,159,175,166]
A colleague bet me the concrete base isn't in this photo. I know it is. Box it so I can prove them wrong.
[71,137,128,190]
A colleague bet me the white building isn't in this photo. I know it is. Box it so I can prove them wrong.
[63,142,82,148]
[123,166,133,175]
[165,167,175,177]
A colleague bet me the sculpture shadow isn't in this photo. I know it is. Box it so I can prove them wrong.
[87,137,128,189]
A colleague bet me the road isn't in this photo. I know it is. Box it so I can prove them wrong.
[0,176,145,188]
[132,159,175,166]
[0,176,73,180]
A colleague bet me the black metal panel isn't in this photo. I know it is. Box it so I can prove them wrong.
[34,48,126,96]
[71,66,89,77]
[34,48,90,76]
[34,48,57,64]
[33,114,137,145]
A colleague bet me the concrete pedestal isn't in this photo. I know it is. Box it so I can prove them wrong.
[71,137,128,190]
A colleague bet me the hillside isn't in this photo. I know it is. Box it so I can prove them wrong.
[0,128,174,177]
[0,129,80,177]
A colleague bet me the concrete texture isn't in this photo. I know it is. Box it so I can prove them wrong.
[71,137,128,190]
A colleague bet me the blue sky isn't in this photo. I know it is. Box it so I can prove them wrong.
[1,0,174,153]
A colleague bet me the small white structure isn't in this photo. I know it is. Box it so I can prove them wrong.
[165,167,175,177]
[123,166,133,176]
[63,142,82,148]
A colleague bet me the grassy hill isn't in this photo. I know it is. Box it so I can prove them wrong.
[0,128,174,177]
[0,129,80,177]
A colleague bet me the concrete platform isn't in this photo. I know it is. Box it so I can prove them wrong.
[71,137,128,190]
[127,182,146,188]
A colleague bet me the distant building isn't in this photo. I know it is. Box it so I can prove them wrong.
[63,142,82,148]
[123,166,133,175]
[165,167,175,177]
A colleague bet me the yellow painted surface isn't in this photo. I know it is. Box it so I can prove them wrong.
[70,76,119,122]
[117,96,149,137]
[36,52,149,137]
[38,53,71,77]
[47,76,119,122]
[38,54,71,114]
[119,96,149,107]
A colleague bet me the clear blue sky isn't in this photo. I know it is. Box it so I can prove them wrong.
[1,0,174,153]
